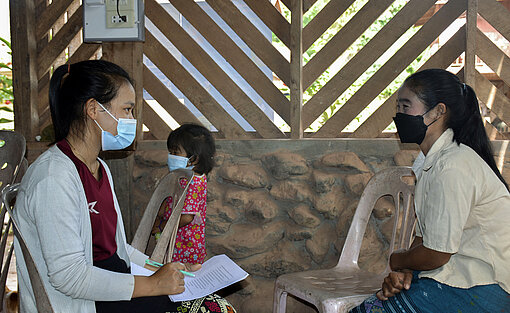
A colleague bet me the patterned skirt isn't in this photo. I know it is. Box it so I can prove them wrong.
[349,272,510,313]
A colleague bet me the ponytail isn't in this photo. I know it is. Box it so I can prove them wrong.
[404,69,508,190]
[48,60,133,143]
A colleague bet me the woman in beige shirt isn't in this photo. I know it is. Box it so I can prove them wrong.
[351,69,510,313]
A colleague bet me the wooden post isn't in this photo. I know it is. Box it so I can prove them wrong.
[10,0,40,142]
[465,0,477,88]
[101,42,144,241]
[290,0,303,139]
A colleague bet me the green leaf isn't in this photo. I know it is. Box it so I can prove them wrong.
[0,37,11,50]
[0,118,13,123]
[0,106,13,112]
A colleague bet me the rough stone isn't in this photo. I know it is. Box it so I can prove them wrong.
[373,196,395,219]
[321,152,370,173]
[366,157,394,173]
[214,152,231,167]
[312,170,337,193]
[206,180,222,202]
[245,190,279,224]
[224,187,251,208]
[380,212,403,244]
[206,203,240,235]
[135,150,168,167]
[345,172,373,195]
[237,240,312,278]
[208,222,284,259]
[394,149,420,166]
[312,186,350,219]
[358,221,388,274]
[285,223,314,241]
[336,200,359,238]
[270,180,314,202]
[288,204,321,228]
[305,222,335,264]
[219,163,271,188]
[261,151,308,179]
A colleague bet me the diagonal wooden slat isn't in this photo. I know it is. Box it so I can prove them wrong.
[142,100,172,140]
[303,0,438,126]
[205,0,291,86]
[476,29,510,88]
[244,0,291,47]
[281,0,318,13]
[146,0,284,138]
[143,66,202,126]
[36,0,74,40]
[478,0,510,43]
[351,28,466,138]
[37,5,83,78]
[476,70,510,127]
[314,0,465,137]
[303,0,393,89]
[303,0,356,51]
[172,0,291,125]
[144,31,250,139]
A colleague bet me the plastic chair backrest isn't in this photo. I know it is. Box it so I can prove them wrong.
[131,169,194,263]
[0,130,26,190]
[337,167,415,271]
[1,183,55,313]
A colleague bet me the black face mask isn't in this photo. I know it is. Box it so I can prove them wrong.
[393,108,438,145]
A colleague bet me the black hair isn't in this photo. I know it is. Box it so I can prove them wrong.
[167,124,216,175]
[48,60,133,143]
[404,68,508,190]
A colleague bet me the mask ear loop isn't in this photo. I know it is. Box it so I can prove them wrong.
[97,101,120,122]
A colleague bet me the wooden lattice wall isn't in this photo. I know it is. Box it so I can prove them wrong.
[10,0,510,142]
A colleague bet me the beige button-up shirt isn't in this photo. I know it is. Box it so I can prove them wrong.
[413,128,510,293]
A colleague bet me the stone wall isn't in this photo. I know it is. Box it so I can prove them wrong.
[130,139,510,312]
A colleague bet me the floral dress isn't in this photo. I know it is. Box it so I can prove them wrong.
[161,174,207,264]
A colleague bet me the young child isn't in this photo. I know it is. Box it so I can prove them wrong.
[151,124,215,264]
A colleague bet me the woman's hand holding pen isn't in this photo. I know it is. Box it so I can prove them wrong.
[133,262,186,297]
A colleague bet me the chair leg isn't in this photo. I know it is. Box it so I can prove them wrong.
[273,286,288,313]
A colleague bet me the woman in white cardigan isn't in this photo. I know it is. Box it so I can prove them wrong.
[13,60,236,313]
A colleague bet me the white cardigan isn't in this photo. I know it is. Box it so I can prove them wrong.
[13,145,148,313]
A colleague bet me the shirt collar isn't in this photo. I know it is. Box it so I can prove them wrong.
[421,128,454,171]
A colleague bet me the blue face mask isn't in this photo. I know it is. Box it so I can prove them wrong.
[94,102,137,151]
[167,153,194,172]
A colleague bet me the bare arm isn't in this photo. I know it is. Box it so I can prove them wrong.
[179,214,194,227]
[390,236,452,271]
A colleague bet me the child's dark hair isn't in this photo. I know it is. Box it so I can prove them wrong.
[404,68,508,190]
[49,60,133,143]
[167,124,216,175]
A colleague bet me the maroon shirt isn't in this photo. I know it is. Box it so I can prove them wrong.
[57,140,118,261]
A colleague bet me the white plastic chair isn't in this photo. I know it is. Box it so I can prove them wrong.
[274,167,415,313]
[131,169,194,263]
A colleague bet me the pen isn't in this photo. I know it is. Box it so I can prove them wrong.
[145,259,163,267]
[180,270,196,277]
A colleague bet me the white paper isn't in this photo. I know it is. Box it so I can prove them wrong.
[130,254,249,302]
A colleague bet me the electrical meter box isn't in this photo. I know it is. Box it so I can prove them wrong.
[83,0,144,42]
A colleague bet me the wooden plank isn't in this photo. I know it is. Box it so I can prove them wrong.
[36,0,74,40]
[290,0,303,139]
[352,28,466,138]
[303,0,438,126]
[244,0,291,48]
[142,100,172,140]
[205,0,291,86]
[37,5,83,78]
[281,0,317,13]
[478,0,510,43]
[465,0,478,87]
[314,0,465,137]
[303,0,355,50]
[476,70,510,127]
[147,0,284,138]
[476,29,510,88]
[143,66,202,126]
[10,0,40,141]
[144,31,249,139]
[303,0,394,89]
[172,0,291,125]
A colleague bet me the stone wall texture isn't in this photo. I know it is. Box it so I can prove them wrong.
[129,139,510,313]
